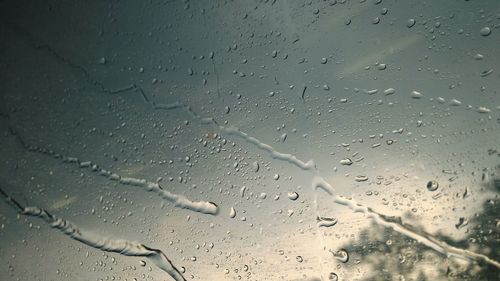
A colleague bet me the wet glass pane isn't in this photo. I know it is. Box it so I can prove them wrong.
[0,0,499,280]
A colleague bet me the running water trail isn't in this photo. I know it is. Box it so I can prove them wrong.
[6,128,218,215]
[154,100,500,270]
[5,95,499,277]
[220,126,316,170]
[43,148,218,215]
[6,20,497,277]
[120,177,218,215]
[0,187,186,281]
[153,102,316,171]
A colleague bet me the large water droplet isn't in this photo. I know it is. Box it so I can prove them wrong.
[328,272,339,281]
[331,249,349,263]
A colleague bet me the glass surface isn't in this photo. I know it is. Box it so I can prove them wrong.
[0,0,499,280]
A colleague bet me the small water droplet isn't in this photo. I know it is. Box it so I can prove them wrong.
[340,158,353,165]
[455,217,468,229]
[411,90,423,99]
[474,53,484,60]
[328,272,339,281]
[252,161,259,172]
[480,27,491,36]
[407,19,416,28]
[480,69,493,77]
[426,180,439,191]
[317,216,338,228]
[229,207,236,218]
[280,133,287,142]
[355,175,368,182]
[287,192,299,201]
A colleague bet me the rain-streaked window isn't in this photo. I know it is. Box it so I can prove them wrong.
[0,1,499,280]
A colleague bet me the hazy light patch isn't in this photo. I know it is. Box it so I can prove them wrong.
[339,34,422,76]
[49,196,78,211]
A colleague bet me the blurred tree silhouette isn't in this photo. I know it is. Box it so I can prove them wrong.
[338,185,499,280]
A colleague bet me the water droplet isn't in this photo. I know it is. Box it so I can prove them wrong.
[252,161,260,172]
[328,272,339,281]
[479,27,491,36]
[317,216,338,228]
[355,175,368,182]
[450,99,462,106]
[411,90,423,99]
[480,69,493,77]
[407,19,416,28]
[383,88,395,95]
[340,158,353,165]
[426,180,439,191]
[321,57,328,64]
[296,256,303,263]
[477,106,491,113]
[455,217,468,229]
[331,249,349,263]
[280,133,287,142]
[287,192,299,201]
[229,207,236,218]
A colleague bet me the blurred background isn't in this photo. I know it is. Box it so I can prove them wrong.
[0,0,499,280]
